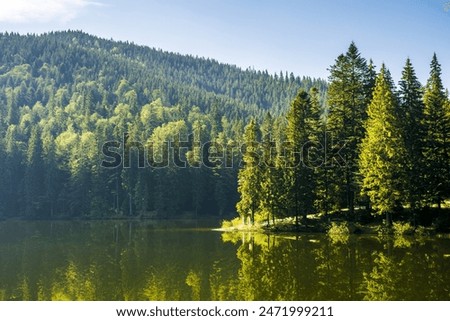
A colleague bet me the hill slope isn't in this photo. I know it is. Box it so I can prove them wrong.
[0,31,326,120]
[0,31,326,219]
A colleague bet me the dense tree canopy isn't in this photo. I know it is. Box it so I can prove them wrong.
[359,65,408,218]
[236,46,449,228]
[0,31,326,219]
[0,31,448,227]
[325,42,376,219]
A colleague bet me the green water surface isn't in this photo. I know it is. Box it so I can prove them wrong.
[0,220,448,300]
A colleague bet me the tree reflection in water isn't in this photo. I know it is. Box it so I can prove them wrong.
[0,221,448,300]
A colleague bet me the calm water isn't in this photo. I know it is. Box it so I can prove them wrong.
[0,220,448,300]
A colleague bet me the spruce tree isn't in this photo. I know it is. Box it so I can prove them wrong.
[3,125,24,216]
[285,89,315,225]
[398,58,425,211]
[359,65,408,222]
[308,87,330,214]
[259,112,283,225]
[422,54,450,207]
[41,127,59,217]
[236,119,261,225]
[326,42,374,219]
[25,125,45,217]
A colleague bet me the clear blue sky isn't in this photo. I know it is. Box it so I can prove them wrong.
[1,0,449,88]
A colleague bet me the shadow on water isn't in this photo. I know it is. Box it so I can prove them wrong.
[0,220,448,300]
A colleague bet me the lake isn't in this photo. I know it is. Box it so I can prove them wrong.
[0,220,448,300]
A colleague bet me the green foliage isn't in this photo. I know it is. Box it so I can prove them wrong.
[392,221,414,236]
[327,221,350,235]
[221,217,242,229]
[0,31,326,219]
[398,58,425,209]
[363,252,397,300]
[0,32,448,227]
[422,54,450,207]
[236,119,262,225]
[326,43,375,218]
[185,270,202,300]
[285,89,316,224]
[359,65,408,215]
[327,222,350,244]
[414,225,431,237]
[259,112,281,225]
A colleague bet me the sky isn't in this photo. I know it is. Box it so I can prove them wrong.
[0,0,449,88]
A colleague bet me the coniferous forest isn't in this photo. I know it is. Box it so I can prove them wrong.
[0,31,449,231]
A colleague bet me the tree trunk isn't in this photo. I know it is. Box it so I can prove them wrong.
[385,211,392,227]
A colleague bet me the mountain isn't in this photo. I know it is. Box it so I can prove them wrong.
[0,30,326,120]
[0,30,326,219]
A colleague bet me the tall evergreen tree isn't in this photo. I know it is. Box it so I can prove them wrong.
[285,89,315,225]
[398,58,425,211]
[5,88,19,125]
[259,112,283,225]
[3,125,24,216]
[0,138,6,217]
[308,87,330,215]
[326,42,374,219]
[41,128,60,217]
[24,125,45,217]
[359,65,408,223]
[236,119,261,225]
[422,54,450,207]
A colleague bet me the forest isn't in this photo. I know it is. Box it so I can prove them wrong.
[0,31,325,219]
[235,45,449,231]
[0,31,449,231]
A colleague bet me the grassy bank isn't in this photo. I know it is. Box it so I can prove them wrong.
[220,207,450,235]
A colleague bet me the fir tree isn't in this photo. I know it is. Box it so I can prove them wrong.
[326,42,374,219]
[422,54,450,207]
[359,65,408,222]
[285,89,315,225]
[259,112,282,225]
[308,88,330,215]
[398,58,425,211]
[236,119,261,225]
[25,125,45,217]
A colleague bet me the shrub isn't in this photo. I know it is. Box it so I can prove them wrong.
[221,217,242,229]
[392,221,414,236]
[328,221,350,235]
[327,222,350,244]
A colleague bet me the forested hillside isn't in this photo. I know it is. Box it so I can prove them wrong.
[236,43,450,230]
[1,31,448,227]
[0,31,326,218]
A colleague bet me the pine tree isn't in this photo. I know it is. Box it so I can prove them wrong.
[272,116,289,218]
[3,125,24,216]
[236,119,261,225]
[359,65,408,222]
[398,58,425,211]
[41,127,59,217]
[366,59,378,102]
[308,88,330,215]
[188,120,207,216]
[5,88,19,125]
[285,89,315,225]
[69,131,96,217]
[422,54,450,207]
[213,131,237,217]
[259,112,281,225]
[326,42,374,219]
[25,125,45,217]
[0,138,6,217]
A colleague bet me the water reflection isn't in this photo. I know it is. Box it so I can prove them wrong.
[0,221,448,300]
